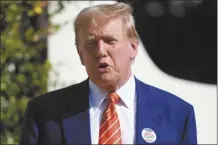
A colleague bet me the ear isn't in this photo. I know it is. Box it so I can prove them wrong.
[129,39,139,60]
[77,48,85,66]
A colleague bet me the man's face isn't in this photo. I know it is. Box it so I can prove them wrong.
[77,17,138,91]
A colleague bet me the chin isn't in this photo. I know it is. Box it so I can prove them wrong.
[98,73,119,89]
[100,73,115,81]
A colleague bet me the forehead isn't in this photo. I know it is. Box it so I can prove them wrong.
[81,17,125,40]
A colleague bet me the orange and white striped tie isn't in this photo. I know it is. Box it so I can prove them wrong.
[98,93,122,144]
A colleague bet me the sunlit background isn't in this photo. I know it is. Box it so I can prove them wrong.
[1,0,217,144]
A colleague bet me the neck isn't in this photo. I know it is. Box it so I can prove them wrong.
[102,72,133,93]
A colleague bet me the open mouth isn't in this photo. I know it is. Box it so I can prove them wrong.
[98,63,109,72]
[99,63,109,68]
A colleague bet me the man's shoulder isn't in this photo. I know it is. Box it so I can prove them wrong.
[28,79,88,108]
[136,78,193,110]
[25,79,89,121]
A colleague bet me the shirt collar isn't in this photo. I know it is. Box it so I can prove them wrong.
[89,79,108,109]
[89,75,136,110]
[116,75,136,109]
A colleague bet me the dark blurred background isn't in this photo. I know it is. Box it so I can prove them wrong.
[119,0,217,84]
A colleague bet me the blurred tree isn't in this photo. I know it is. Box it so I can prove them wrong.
[0,1,71,144]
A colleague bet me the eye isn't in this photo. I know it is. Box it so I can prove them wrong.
[86,41,97,48]
[104,39,117,45]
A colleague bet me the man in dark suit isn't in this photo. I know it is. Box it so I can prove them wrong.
[19,2,197,145]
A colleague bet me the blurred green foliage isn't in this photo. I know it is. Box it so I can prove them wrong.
[0,1,71,144]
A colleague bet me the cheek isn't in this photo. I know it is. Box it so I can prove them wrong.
[83,51,94,63]
[111,47,131,68]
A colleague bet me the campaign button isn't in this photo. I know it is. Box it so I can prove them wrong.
[141,128,157,143]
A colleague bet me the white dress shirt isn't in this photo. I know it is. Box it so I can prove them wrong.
[89,75,136,144]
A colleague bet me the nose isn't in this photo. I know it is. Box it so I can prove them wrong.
[96,39,107,58]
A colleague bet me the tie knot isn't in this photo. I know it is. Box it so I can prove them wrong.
[106,93,120,104]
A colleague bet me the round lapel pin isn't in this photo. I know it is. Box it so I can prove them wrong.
[141,128,157,143]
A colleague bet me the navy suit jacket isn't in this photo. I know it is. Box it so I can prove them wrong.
[19,77,197,145]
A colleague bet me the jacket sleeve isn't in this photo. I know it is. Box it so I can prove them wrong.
[181,105,197,145]
[19,100,39,145]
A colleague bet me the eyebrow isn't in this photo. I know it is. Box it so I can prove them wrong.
[87,35,95,41]
[86,34,116,41]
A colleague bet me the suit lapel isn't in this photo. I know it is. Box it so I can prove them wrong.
[62,79,92,144]
[135,78,161,144]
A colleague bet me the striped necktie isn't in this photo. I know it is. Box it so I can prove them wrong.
[98,93,122,144]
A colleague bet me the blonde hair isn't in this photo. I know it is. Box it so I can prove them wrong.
[74,2,139,48]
